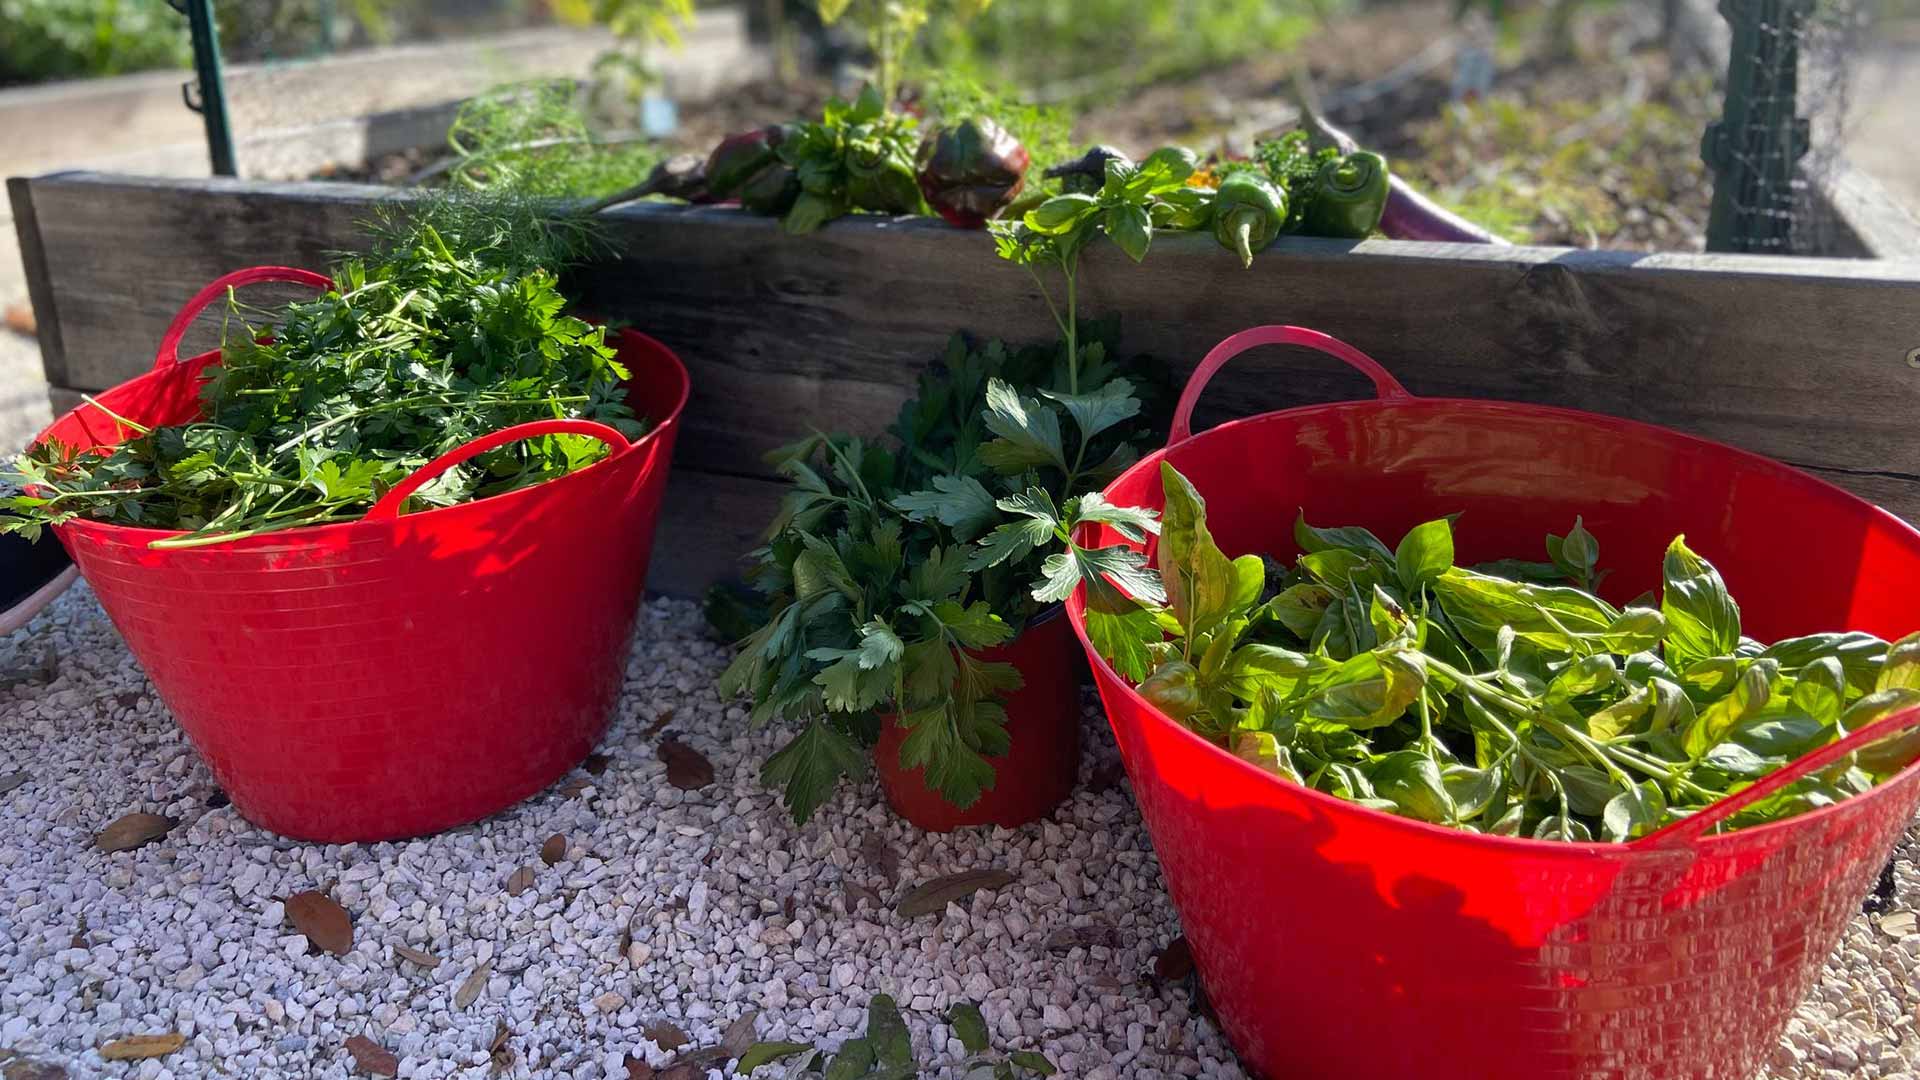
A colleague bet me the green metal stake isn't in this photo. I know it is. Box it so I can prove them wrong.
[172,0,238,177]
[1701,0,1812,253]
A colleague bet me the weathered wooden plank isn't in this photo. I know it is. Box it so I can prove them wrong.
[20,173,1920,533]
[648,468,777,596]
[6,177,68,388]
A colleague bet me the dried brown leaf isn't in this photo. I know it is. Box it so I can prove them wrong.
[505,865,536,897]
[656,1066,695,1080]
[894,869,1017,917]
[623,1054,655,1080]
[674,1048,730,1072]
[98,1034,185,1061]
[657,738,714,790]
[558,777,592,799]
[644,1020,690,1052]
[641,709,674,738]
[344,1034,399,1076]
[857,834,900,885]
[720,1011,760,1058]
[843,882,881,911]
[540,834,567,867]
[3,300,34,337]
[455,960,492,1010]
[1153,935,1194,981]
[1046,924,1122,952]
[93,812,174,853]
[392,944,440,968]
[488,1021,513,1075]
[583,753,611,775]
[0,771,29,797]
[287,891,354,957]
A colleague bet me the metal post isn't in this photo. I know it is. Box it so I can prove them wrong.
[172,0,238,177]
[1702,0,1812,252]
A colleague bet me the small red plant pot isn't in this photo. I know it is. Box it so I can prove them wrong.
[875,607,1083,832]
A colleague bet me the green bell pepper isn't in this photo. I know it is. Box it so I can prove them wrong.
[1210,175,1288,268]
[1302,151,1390,239]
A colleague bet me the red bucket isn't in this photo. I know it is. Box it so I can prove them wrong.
[1066,326,1920,1080]
[38,268,690,842]
[875,606,1083,831]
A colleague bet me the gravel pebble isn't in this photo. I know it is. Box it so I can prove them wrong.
[0,586,1916,1078]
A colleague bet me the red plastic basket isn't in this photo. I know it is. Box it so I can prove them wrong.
[38,267,690,842]
[1067,326,1920,1080]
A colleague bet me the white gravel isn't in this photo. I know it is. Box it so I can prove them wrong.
[0,586,1916,1079]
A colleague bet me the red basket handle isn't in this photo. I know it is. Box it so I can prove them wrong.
[1168,325,1414,446]
[154,266,334,371]
[364,419,632,521]
[1636,702,1920,848]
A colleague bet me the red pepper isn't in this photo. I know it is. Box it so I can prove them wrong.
[915,117,1031,228]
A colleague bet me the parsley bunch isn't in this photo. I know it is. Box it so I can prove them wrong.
[718,323,1168,823]
[3,197,645,546]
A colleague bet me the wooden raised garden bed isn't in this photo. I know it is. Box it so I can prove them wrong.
[10,171,1920,594]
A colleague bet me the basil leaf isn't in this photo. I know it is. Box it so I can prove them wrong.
[1157,461,1241,638]
[1295,512,1394,561]
[1601,780,1666,841]
[1394,518,1455,591]
[1661,536,1741,669]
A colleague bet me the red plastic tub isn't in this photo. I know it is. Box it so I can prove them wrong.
[875,607,1082,831]
[1067,325,1920,1080]
[38,267,690,842]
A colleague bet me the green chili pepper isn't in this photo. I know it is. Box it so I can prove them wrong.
[1210,175,1288,269]
[1301,151,1390,239]
[846,146,926,216]
[737,162,801,216]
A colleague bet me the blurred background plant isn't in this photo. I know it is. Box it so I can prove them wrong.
[1408,74,1718,247]
[0,0,190,84]
[923,0,1336,106]
[554,0,697,101]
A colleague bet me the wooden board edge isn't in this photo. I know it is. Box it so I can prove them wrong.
[6,176,68,388]
[26,172,1920,287]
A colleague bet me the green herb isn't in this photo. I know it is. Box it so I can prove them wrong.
[1225,130,1339,233]
[717,325,1167,823]
[776,86,929,235]
[986,149,1196,405]
[2,195,642,546]
[811,0,995,108]
[1046,461,1920,841]
[739,995,1057,1078]
[442,80,662,199]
